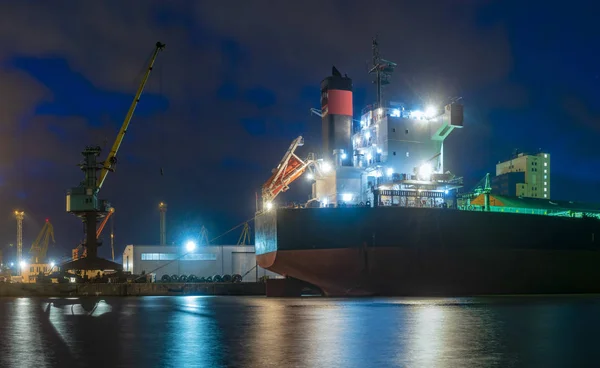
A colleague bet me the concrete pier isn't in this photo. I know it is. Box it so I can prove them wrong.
[0,282,266,297]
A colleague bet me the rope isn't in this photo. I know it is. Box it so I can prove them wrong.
[208,216,255,244]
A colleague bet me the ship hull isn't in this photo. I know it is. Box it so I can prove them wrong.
[256,207,600,297]
[258,247,600,296]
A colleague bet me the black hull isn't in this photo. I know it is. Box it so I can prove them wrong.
[256,207,600,296]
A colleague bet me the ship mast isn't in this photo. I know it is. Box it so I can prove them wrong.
[368,37,396,109]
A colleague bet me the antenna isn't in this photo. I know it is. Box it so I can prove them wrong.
[368,36,397,109]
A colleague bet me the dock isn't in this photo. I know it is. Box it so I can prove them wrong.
[0,282,266,297]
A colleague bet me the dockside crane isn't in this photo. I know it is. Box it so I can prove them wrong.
[237,223,251,245]
[460,173,492,212]
[29,219,55,264]
[65,42,165,270]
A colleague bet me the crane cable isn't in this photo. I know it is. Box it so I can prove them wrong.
[131,216,257,282]
[158,59,165,177]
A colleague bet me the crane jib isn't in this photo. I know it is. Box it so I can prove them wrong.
[96,42,165,191]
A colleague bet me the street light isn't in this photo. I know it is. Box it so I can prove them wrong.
[185,240,197,252]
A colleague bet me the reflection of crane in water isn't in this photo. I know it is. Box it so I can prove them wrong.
[44,298,113,317]
[36,297,121,365]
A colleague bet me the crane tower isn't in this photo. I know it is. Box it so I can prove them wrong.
[14,210,24,273]
[159,202,167,246]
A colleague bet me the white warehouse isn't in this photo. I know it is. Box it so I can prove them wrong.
[122,245,280,282]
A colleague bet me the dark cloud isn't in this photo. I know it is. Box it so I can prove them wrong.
[0,67,49,168]
[194,1,512,95]
[0,1,598,257]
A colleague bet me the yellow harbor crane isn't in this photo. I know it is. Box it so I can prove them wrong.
[65,41,165,270]
[29,219,55,264]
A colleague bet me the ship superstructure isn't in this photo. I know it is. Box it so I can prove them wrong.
[312,38,464,209]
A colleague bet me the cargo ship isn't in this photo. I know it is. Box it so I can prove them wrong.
[255,38,600,297]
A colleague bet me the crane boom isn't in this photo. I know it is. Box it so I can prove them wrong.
[96,41,166,191]
[261,136,317,206]
[96,207,115,238]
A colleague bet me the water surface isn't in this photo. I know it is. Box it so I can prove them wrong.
[0,295,599,367]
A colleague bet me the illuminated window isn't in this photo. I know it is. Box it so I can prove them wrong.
[544,188,547,192]
[544,154,548,158]
[544,169,547,174]
[141,253,159,260]
[544,175,547,179]
[544,194,547,198]
[544,162,547,166]
[182,254,217,261]
[141,253,217,261]
[544,182,547,186]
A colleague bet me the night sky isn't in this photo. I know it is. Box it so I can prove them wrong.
[0,1,598,262]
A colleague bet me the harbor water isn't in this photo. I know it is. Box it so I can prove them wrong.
[0,295,599,367]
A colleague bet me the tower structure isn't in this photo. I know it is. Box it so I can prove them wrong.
[159,202,167,246]
[320,66,353,167]
[14,210,24,273]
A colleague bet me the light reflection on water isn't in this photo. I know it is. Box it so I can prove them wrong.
[0,295,599,367]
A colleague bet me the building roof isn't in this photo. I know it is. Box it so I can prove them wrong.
[471,194,600,214]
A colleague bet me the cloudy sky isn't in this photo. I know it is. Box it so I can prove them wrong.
[0,0,598,261]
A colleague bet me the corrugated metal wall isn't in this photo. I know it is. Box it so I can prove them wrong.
[126,245,279,281]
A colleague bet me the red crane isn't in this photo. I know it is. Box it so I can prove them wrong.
[261,136,320,211]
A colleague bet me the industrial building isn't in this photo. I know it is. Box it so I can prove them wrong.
[20,262,54,283]
[122,245,280,282]
[494,152,551,199]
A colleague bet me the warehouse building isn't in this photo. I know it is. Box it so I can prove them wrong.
[122,245,280,282]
